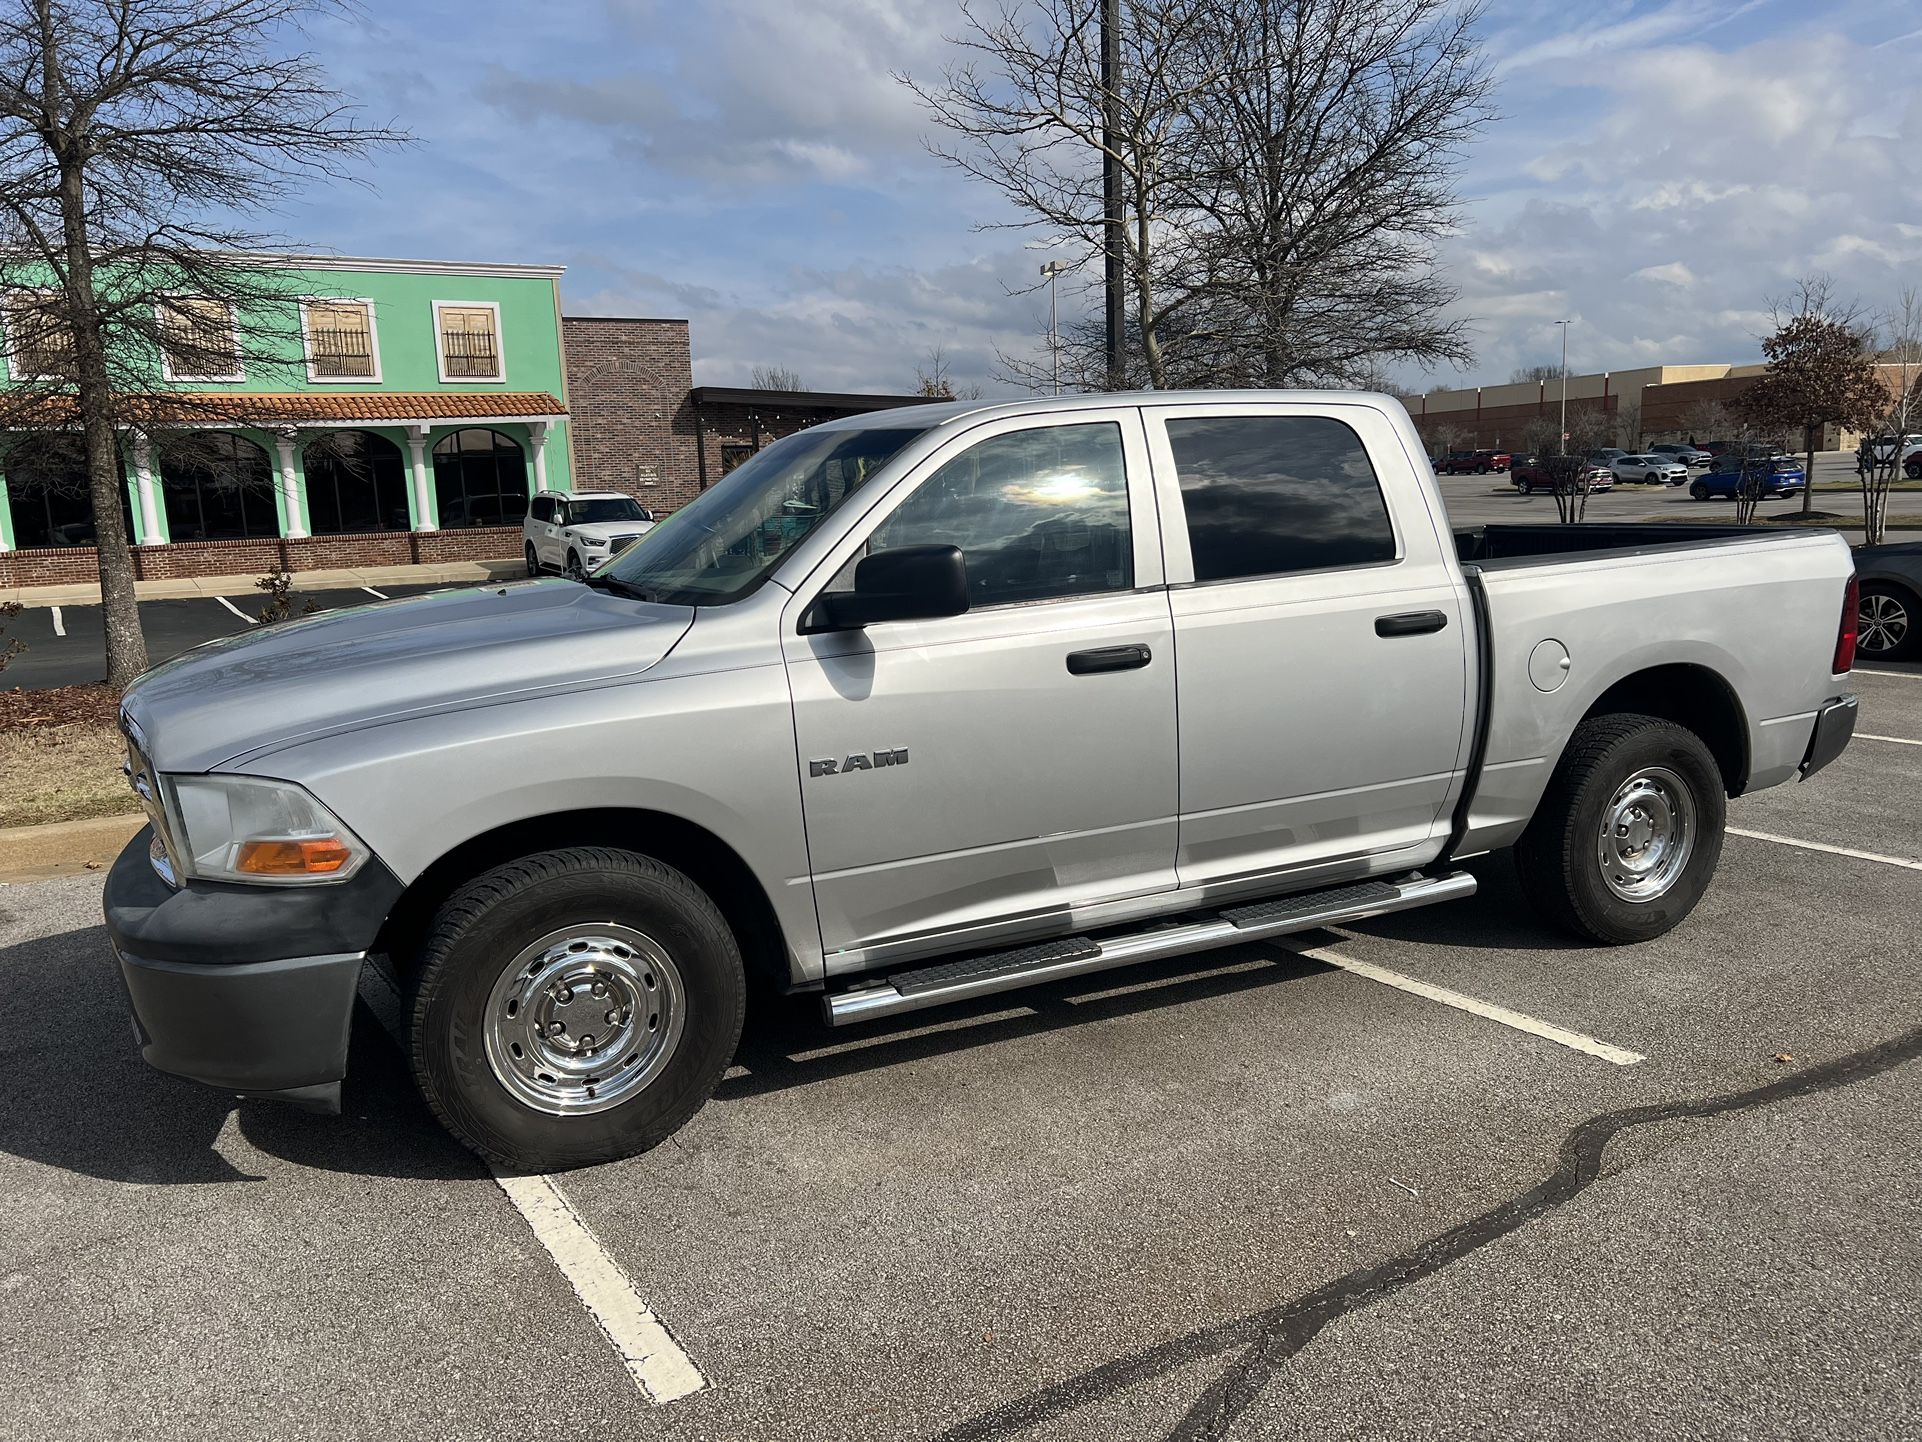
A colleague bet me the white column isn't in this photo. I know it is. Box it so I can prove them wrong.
[132,432,161,545]
[274,430,307,539]
[529,420,550,492]
[407,425,435,531]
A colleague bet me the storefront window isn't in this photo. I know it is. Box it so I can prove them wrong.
[433,428,528,528]
[159,433,278,540]
[305,430,410,533]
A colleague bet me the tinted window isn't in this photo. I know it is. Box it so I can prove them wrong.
[1165,416,1394,582]
[862,422,1132,608]
[530,495,554,523]
[569,497,649,524]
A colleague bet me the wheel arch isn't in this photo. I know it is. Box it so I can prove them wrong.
[375,808,797,994]
[1578,662,1750,796]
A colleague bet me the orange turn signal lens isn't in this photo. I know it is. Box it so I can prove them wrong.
[233,837,353,876]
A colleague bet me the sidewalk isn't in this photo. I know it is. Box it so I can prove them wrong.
[1,557,524,609]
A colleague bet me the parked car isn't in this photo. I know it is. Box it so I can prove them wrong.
[1853,542,1922,661]
[1512,455,1613,494]
[1650,443,1711,468]
[524,490,656,579]
[1688,455,1806,501]
[1436,448,1512,474]
[106,390,1860,1170]
[1610,453,1691,486]
[1863,434,1922,479]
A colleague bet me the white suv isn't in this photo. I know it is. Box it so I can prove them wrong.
[524,491,655,579]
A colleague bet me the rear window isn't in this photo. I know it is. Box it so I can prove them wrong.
[1165,415,1396,582]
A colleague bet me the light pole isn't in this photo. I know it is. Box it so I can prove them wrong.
[1555,319,1571,456]
[1040,260,1066,395]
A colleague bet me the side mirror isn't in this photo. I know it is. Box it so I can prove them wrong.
[808,544,969,631]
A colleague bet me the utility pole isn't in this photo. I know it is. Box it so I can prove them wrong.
[1101,0,1125,389]
[1040,260,1066,395]
[1556,320,1571,456]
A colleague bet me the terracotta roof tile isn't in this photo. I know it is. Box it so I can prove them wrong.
[0,391,567,427]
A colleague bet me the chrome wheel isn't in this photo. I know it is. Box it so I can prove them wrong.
[483,924,686,1116]
[1597,766,1696,903]
[1858,590,1910,656]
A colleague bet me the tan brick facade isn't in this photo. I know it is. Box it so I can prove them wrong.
[561,317,701,514]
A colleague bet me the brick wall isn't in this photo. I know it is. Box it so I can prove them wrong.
[694,401,833,487]
[562,316,700,516]
[0,526,521,589]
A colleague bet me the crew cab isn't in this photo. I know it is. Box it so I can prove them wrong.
[107,391,1860,1171]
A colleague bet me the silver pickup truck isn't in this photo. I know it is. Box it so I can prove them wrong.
[106,391,1860,1170]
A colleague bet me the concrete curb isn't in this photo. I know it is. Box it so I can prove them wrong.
[0,813,145,883]
[1,557,524,609]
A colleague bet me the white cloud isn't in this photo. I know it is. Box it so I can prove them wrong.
[1631,262,1697,286]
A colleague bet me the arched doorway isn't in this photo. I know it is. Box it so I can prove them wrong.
[158,433,277,540]
[433,428,528,528]
[2,435,133,548]
[304,430,410,533]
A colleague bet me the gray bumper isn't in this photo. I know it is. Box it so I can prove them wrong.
[116,946,363,1109]
[1799,694,1858,779]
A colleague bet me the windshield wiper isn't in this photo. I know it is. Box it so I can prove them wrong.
[582,574,665,604]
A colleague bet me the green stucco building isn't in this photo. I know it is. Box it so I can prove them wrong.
[0,255,572,579]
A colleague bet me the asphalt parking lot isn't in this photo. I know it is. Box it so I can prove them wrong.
[1,665,1918,1440]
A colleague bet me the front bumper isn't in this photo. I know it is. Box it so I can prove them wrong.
[104,827,403,1108]
[1800,695,1858,779]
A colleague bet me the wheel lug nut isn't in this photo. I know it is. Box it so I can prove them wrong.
[549,1020,566,1035]
[556,986,573,1003]
[605,1010,619,1025]
[591,981,607,998]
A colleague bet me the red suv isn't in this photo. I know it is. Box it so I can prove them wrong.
[1435,448,1512,475]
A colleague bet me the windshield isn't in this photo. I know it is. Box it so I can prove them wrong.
[601,424,926,605]
[569,498,649,525]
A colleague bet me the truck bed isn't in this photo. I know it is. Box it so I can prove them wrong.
[1454,522,1824,569]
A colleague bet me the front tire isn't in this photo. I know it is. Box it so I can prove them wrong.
[410,847,746,1172]
[565,549,585,582]
[1515,714,1725,945]
[1690,482,1709,501]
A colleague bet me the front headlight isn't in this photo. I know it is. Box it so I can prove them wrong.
[583,537,610,550]
[165,775,370,885]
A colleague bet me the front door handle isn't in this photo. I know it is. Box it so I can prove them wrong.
[1067,644,1153,675]
[1375,610,1449,638]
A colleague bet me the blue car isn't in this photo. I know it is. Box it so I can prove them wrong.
[1688,455,1806,501]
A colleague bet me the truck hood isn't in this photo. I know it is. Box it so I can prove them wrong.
[121,579,693,772]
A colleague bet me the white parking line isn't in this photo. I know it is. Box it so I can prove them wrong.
[354,966,707,1405]
[1855,669,1921,681]
[213,594,253,624]
[493,1173,707,1403]
[1278,940,1645,1066]
[1858,733,1922,747]
[1728,827,1922,872]
[49,606,64,637]
[360,586,388,599]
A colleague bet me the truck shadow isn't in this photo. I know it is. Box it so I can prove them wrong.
[717,941,1339,1103]
[1342,854,1578,954]
[0,923,484,1185]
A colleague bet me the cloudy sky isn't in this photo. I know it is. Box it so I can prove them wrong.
[282,0,1922,395]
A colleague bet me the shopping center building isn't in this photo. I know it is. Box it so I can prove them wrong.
[0,257,923,589]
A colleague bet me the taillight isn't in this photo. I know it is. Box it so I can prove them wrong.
[1834,574,1859,674]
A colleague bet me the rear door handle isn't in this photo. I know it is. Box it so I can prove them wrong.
[1375,610,1449,638]
[1067,644,1153,675]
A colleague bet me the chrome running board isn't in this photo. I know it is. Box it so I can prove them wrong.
[822,870,1477,1026]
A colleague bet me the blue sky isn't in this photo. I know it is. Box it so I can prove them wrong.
[280,0,1922,395]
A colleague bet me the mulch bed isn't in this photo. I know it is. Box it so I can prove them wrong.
[0,682,122,730]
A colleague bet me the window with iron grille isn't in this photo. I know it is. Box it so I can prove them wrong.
[436,303,502,380]
[3,291,75,379]
[304,301,377,380]
[156,297,241,381]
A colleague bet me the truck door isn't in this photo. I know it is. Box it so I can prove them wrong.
[782,410,1179,973]
[1142,402,1470,891]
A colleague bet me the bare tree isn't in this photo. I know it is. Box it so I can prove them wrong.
[748,364,806,392]
[0,0,401,688]
[1610,397,1642,450]
[913,342,984,400]
[1510,363,1562,385]
[1740,274,1888,518]
[1859,288,1922,546]
[1678,397,1734,447]
[1547,408,1613,525]
[905,0,1492,391]
[1423,418,1470,461]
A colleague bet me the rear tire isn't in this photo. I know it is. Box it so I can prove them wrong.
[1515,714,1725,945]
[525,543,540,578]
[410,847,746,1172]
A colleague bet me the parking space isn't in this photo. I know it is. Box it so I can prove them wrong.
[2,673,1918,1439]
[1,581,484,690]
